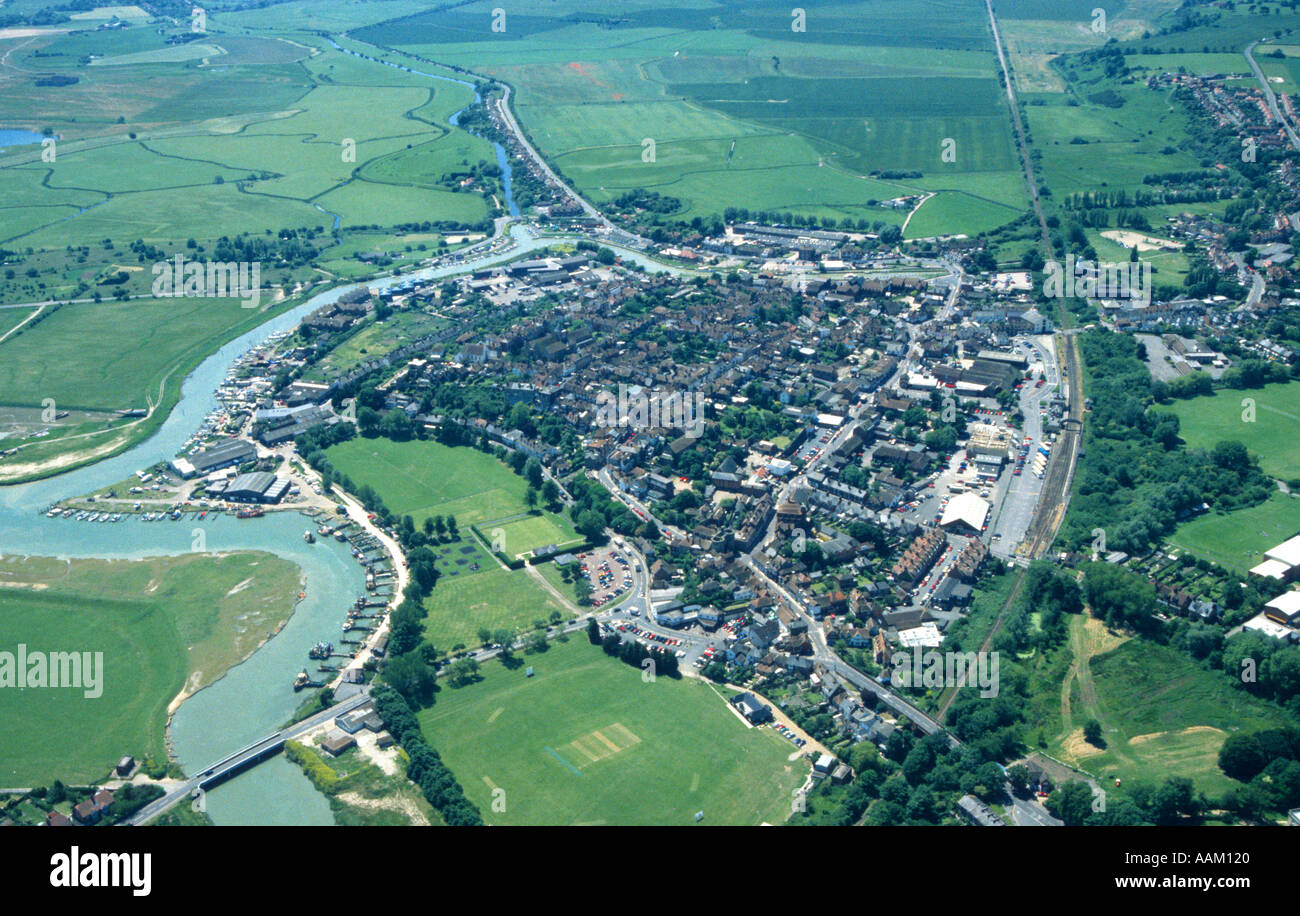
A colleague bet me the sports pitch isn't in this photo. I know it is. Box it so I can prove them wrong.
[418,638,806,825]
[422,564,570,652]
[1168,492,1300,576]
[325,437,581,555]
[1169,380,1300,483]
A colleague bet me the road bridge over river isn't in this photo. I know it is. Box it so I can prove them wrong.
[122,690,372,826]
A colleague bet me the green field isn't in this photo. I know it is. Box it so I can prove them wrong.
[0,552,302,786]
[324,436,583,645]
[0,24,491,249]
[1170,381,1300,482]
[326,437,534,527]
[0,297,278,412]
[1168,492,1300,576]
[1049,617,1292,797]
[488,513,584,559]
[353,0,1028,229]
[422,564,569,652]
[324,437,579,555]
[418,637,806,825]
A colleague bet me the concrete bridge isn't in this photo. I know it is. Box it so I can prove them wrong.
[122,689,372,825]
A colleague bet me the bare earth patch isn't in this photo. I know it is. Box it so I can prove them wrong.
[335,791,429,826]
[1130,725,1226,746]
[1062,727,1106,761]
[225,577,254,597]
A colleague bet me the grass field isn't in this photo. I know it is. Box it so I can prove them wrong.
[487,513,584,559]
[0,297,277,411]
[1168,492,1300,575]
[326,437,536,527]
[323,437,584,646]
[1048,616,1292,797]
[0,551,302,786]
[324,437,580,559]
[0,25,490,248]
[418,637,806,824]
[1169,381,1300,483]
[421,563,569,652]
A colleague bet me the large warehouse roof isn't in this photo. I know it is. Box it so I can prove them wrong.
[1265,535,1300,569]
[939,492,989,533]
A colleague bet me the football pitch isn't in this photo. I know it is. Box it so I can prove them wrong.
[1168,492,1300,576]
[325,437,580,555]
[418,638,806,825]
[1170,381,1300,483]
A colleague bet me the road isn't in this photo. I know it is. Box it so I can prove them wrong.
[122,689,372,825]
[738,555,953,743]
[1246,39,1300,151]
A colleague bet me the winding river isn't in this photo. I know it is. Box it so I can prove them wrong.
[0,33,691,821]
[0,219,685,822]
[325,37,522,218]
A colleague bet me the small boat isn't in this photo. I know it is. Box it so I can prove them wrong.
[303,530,315,543]
[293,672,310,691]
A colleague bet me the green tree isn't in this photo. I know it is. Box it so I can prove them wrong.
[382,651,437,706]
[447,656,481,687]
[1046,780,1095,826]
[1083,718,1104,746]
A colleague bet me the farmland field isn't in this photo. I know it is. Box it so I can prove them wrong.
[0,297,281,412]
[0,551,302,786]
[1169,381,1300,483]
[353,0,1029,230]
[418,637,806,825]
